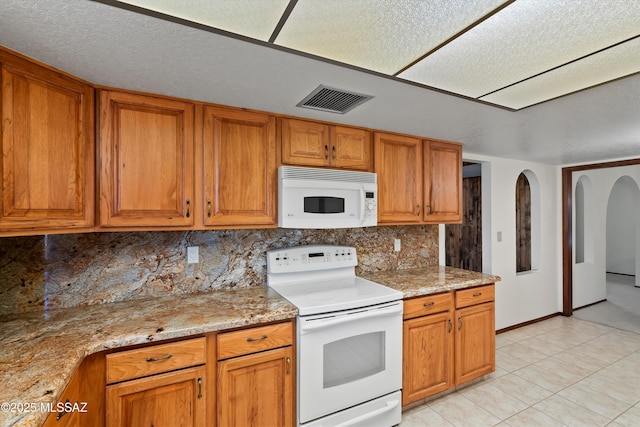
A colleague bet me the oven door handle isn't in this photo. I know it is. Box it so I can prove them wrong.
[299,303,402,333]
[333,399,400,427]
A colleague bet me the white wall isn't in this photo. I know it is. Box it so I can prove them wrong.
[606,176,640,275]
[572,166,640,308]
[440,153,562,330]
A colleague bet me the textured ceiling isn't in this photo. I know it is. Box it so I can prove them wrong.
[1,0,640,165]
[113,0,640,110]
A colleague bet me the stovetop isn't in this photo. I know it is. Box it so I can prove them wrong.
[266,245,402,316]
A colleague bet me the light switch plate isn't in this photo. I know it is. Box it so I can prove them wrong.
[187,246,199,264]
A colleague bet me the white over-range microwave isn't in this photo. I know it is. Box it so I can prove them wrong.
[278,166,378,229]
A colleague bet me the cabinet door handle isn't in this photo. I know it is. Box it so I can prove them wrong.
[457,317,462,331]
[246,334,268,342]
[197,377,203,399]
[332,145,336,160]
[286,356,291,375]
[423,302,435,307]
[55,400,71,420]
[473,292,482,297]
[426,204,432,215]
[448,318,453,333]
[207,199,212,218]
[146,353,173,362]
[324,145,329,160]
[415,204,421,216]
[185,199,191,218]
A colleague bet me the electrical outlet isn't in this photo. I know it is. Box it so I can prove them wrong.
[187,246,199,264]
[394,238,401,252]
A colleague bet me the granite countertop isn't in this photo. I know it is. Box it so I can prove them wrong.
[0,287,298,427]
[362,265,501,298]
[0,265,500,427]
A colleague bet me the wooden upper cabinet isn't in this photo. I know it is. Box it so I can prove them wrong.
[281,118,371,171]
[203,106,276,227]
[424,139,462,223]
[98,90,195,228]
[330,126,371,170]
[0,52,94,234]
[374,132,423,223]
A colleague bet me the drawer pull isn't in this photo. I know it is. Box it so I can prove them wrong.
[423,301,435,307]
[197,377,203,399]
[473,292,482,297]
[246,334,268,342]
[146,353,173,362]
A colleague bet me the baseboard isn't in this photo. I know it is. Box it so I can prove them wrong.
[574,299,607,311]
[496,312,561,334]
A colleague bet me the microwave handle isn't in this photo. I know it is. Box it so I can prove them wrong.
[359,186,366,224]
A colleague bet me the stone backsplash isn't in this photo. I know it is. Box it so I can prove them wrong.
[0,225,438,315]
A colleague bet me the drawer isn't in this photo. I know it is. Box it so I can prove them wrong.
[455,284,495,309]
[217,321,293,360]
[106,337,206,384]
[403,292,453,319]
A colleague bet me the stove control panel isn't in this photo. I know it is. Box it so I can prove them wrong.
[267,245,357,274]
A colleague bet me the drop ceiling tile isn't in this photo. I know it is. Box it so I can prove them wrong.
[115,0,290,40]
[480,37,640,109]
[398,0,640,99]
[274,0,507,75]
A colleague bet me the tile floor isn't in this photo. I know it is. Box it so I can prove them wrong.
[400,315,640,426]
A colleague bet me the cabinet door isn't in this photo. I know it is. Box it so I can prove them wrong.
[374,133,422,223]
[99,91,194,227]
[42,366,81,427]
[106,366,206,427]
[424,140,462,223]
[403,311,453,406]
[203,106,276,226]
[281,118,329,167]
[218,346,294,427]
[0,59,94,233]
[454,302,495,385]
[330,126,371,171]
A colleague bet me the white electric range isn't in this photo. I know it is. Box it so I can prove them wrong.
[267,245,403,427]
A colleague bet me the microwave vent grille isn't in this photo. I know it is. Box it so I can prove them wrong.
[296,85,373,114]
[279,166,376,184]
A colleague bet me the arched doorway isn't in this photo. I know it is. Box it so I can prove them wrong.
[606,176,640,286]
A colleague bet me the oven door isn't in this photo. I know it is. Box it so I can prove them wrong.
[297,301,403,424]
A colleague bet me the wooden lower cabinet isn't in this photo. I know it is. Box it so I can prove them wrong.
[216,321,294,427]
[218,346,294,427]
[402,310,453,406]
[454,301,495,385]
[106,366,206,427]
[402,285,495,407]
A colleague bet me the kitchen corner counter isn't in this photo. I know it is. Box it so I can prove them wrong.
[0,287,297,427]
[362,266,501,299]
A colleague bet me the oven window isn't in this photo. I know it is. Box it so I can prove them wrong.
[304,196,345,214]
[323,332,385,388]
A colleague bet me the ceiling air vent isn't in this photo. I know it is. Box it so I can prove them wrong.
[297,85,373,114]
